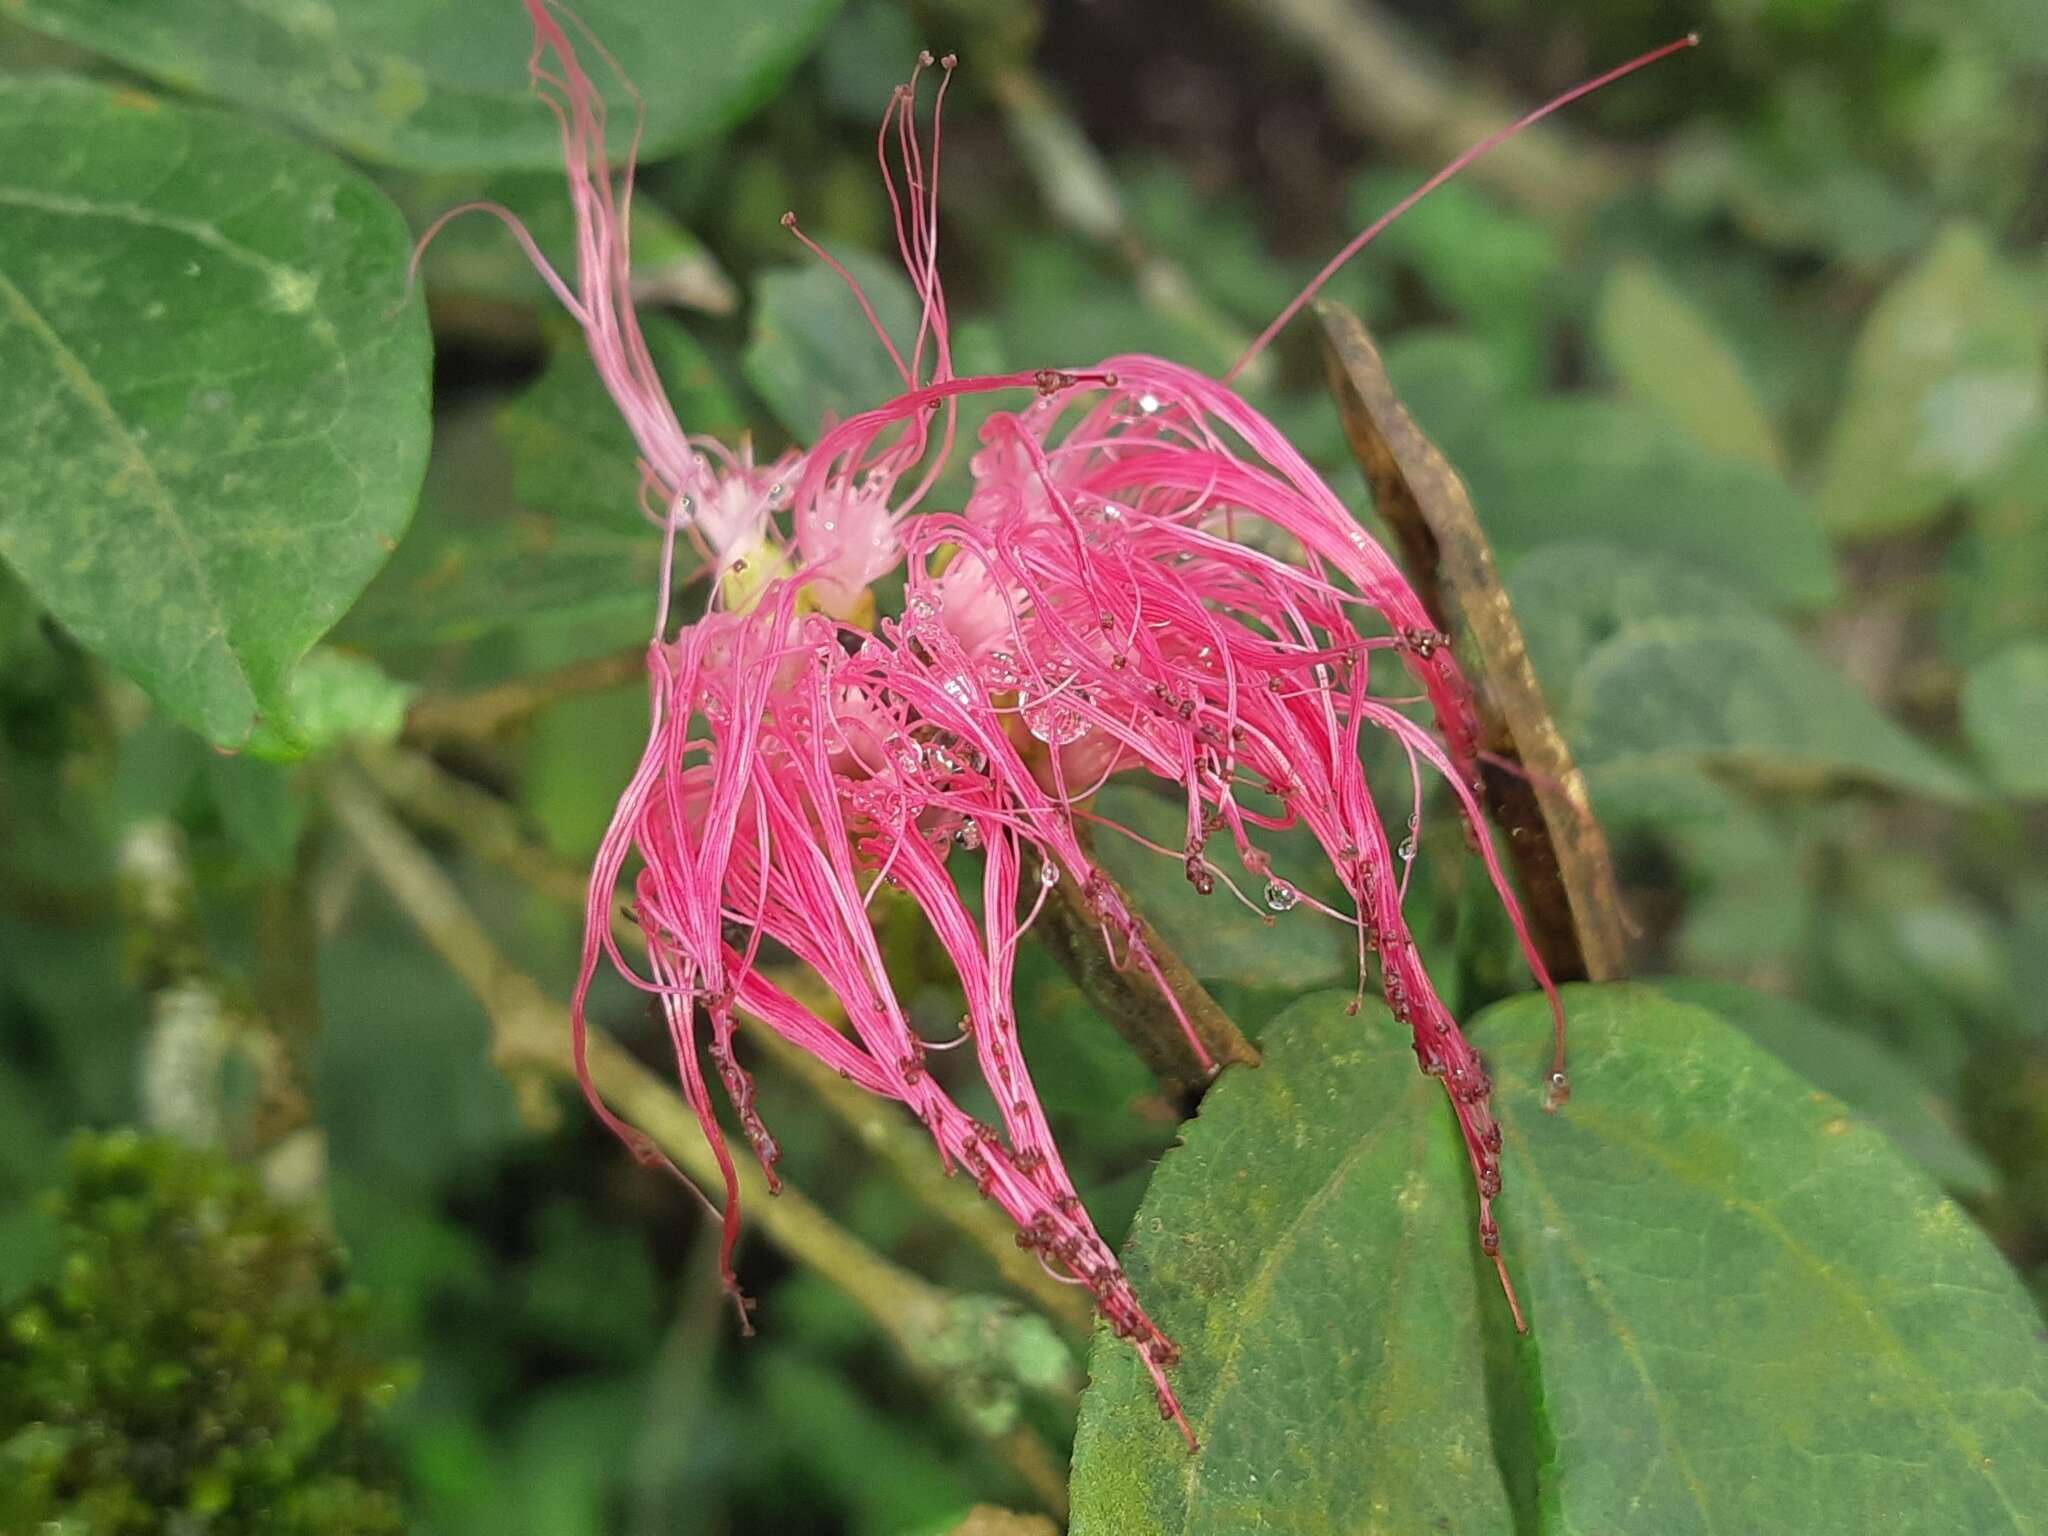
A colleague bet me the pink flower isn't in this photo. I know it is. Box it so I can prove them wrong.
[445,0,1698,1443]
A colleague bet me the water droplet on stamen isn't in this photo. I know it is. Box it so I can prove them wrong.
[1263,879,1299,913]
[955,822,982,851]
[1040,861,1061,888]
[1137,393,1161,415]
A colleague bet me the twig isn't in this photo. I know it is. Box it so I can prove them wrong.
[1226,0,1624,221]
[1316,299,1629,981]
[351,741,1093,1335]
[325,763,1079,1514]
[404,645,645,744]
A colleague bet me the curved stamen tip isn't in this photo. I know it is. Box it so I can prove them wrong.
[1684,29,1702,46]
[779,210,797,228]
[917,48,935,66]
[939,52,958,70]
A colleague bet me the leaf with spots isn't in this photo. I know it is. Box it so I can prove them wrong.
[6,0,844,171]
[1482,984,2048,1534]
[0,77,430,749]
[1069,994,1516,1535]
[1070,986,2048,1534]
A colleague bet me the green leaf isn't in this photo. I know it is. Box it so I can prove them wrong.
[384,170,734,313]
[1595,259,1783,472]
[744,249,921,439]
[1511,544,1972,800]
[1817,226,2046,538]
[1479,984,2048,1534]
[1647,978,1999,1198]
[9,0,842,171]
[0,77,430,748]
[1387,341,1836,607]
[1069,995,1514,1535]
[1961,641,2048,799]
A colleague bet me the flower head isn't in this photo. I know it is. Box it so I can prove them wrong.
[441,0,1697,1443]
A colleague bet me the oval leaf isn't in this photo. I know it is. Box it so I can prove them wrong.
[1596,259,1782,472]
[9,0,842,171]
[1481,984,2048,1534]
[1069,995,1514,1534]
[1511,545,1972,800]
[1647,977,1999,1198]
[0,77,430,747]
[1817,226,2046,539]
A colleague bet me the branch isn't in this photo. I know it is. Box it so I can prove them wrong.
[1316,299,1629,981]
[325,762,1081,1516]
[350,742,1093,1335]
[404,645,645,745]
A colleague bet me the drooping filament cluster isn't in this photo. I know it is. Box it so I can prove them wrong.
[461,0,1675,1447]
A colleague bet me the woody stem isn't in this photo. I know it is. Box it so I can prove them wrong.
[325,761,1077,1518]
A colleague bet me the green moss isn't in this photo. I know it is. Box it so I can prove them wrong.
[0,1133,410,1534]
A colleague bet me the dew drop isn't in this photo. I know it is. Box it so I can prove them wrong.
[1137,392,1161,414]
[1040,860,1061,888]
[1263,879,1299,913]
[955,821,983,851]
[981,651,1021,689]
[1397,835,1417,862]
[1023,694,1090,746]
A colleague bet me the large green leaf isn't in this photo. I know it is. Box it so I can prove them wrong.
[1511,544,1972,800]
[8,0,842,171]
[1647,978,1999,1198]
[1595,259,1782,472]
[1816,226,2045,538]
[1069,994,1513,1535]
[1481,985,2048,1534]
[0,77,430,748]
[1072,986,2048,1534]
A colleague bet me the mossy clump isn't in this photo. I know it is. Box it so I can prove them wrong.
[0,1132,409,1533]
